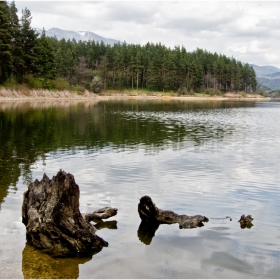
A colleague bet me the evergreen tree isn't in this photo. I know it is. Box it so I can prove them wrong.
[234,61,243,92]
[242,63,257,92]
[0,1,13,83]
[36,28,56,80]
[249,66,257,92]
[193,57,203,90]
[229,58,236,90]
[65,48,75,83]
[98,55,109,90]
[8,1,23,81]
[20,7,39,78]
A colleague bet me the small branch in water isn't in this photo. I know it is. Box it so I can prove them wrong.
[209,216,232,221]
[83,207,118,222]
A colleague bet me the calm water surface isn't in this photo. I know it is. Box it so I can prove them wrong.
[0,99,280,278]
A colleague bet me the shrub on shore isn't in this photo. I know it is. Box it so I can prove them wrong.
[90,76,103,93]
[49,78,70,91]
[23,75,43,89]
[3,76,73,92]
[204,88,222,96]
[177,87,195,96]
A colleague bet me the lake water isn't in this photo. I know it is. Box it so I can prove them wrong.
[0,99,280,278]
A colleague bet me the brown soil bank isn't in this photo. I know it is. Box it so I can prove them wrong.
[0,87,271,101]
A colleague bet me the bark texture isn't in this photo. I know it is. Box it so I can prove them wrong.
[138,195,208,229]
[22,170,113,256]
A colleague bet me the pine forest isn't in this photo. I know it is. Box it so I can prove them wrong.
[0,1,257,94]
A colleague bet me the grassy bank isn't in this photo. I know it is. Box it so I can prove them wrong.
[0,85,269,101]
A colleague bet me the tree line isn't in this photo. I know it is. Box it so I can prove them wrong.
[0,1,257,93]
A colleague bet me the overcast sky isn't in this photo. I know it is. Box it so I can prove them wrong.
[14,1,280,68]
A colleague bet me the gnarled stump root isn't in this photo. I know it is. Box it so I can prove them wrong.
[138,195,208,229]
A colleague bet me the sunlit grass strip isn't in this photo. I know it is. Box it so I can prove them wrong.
[0,88,98,99]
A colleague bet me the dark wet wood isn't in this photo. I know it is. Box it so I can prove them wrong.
[84,207,118,222]
[238,214,254,228]
[22,170,117,257]
[138,195,208,229]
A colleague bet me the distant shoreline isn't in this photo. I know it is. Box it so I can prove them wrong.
[0,88,271,102]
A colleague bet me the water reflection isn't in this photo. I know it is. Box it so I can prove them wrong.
[22,243,92,279]
[240,222,254,229]
[137,221,160,245]
[21,217,118,278]
[0,99,279,278]
[137,219,207,245]
[93,220,118,230]
[0,100,252,207]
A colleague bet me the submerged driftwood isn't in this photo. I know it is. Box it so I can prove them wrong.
[137,196,208,245]
[138,196,208,229]
[22,170,117,257]
[238,214,254,228]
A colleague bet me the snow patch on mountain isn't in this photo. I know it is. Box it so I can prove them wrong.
[35,27,122,46]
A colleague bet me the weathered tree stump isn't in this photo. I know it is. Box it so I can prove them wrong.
[22,170,117,257]
[138,196,208,229]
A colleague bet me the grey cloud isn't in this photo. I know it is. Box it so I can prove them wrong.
[258,41,272,50]
[15,1,106,30]
[15,1,101,16]
[153,3,246,40]
[103,2,158,25]
[159,17,229,35]
[256,18,280,29]
[14,1,55,13]
[223,27,271,39]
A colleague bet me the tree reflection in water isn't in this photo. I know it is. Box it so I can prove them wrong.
[0,100,240,207]
[22,221,118,279]
[22,219,117,278]
[22,243,92,279]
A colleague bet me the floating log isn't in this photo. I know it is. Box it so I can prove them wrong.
[22,170,117,257]
[138,195,208,229]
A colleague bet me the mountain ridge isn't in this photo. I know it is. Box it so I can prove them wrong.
[250,64,280,90]
[35,27,121,46]
[250,64,280,77]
